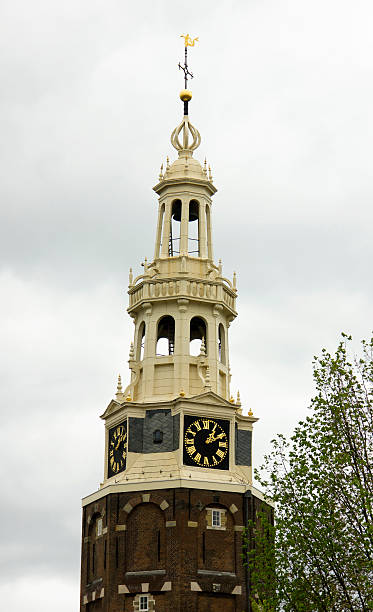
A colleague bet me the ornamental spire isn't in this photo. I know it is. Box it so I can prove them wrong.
[171,34,201,157]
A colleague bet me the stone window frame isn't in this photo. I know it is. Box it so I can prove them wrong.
[133,592,155,611]
[206,507,227,531]
[139,594,149,610]
[96,517,103,537]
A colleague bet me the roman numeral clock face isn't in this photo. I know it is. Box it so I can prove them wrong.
[183,416,229,470]
[107,421,127,478]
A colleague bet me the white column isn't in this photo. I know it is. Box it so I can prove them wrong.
[154,202,164,259]
[199,201,208,258]
[160,201,172,258]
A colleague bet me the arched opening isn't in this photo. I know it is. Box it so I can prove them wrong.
[156,316,175,356]
[169,199,182,256]
[188,200,200,256]
[136,321,146,361]
[190,316,207,356]
[218,323,226,364]
[87,513,104,583]
[126,503,165,571]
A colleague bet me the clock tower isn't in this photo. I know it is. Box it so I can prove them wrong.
[80,46,272,612]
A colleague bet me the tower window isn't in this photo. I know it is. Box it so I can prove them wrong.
[156,316,175,356]
[206,507,227,530]
[139,595,149,611]
[188,199,200,256]
[212,509,221,527]
[153,429,163,444]
[190,316,207,356]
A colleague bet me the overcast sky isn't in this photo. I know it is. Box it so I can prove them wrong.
[1,1,372,609]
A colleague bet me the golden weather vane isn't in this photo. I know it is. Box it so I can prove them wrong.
[178,33,198,98]
[181,33,199,47]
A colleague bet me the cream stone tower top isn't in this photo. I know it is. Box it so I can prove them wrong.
[121,96,237,405]
[91,61,258,499]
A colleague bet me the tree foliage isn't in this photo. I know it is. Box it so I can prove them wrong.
[245,334,373,611]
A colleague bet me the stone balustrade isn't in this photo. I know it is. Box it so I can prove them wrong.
[128,277,237,313]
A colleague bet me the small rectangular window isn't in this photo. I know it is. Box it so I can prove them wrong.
[139,595,149,611]
[97,518,103,537]
[212,509,221,527]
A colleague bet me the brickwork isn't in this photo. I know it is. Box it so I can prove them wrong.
[80,487,270,612]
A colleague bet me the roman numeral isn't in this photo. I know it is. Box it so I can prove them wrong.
[194,421,201,431]
[216,449,225,458]
[212,456,218,465]
[186,438,194,445]
[219,441,227,447]
[187,445,196,455]
[202,419,210,429]
[194,453,201,463]
[203,456,209,466]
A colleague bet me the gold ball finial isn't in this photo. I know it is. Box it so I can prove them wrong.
[180,89,192,102]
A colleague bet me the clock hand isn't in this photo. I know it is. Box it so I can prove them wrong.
[206,432,225,444]
[205,424,217,444]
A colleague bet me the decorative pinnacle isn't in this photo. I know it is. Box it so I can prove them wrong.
[203,158,207,176]
[159,163,164,180]
[116,374,123,394]
[129,342,135,360]
[208,165,213,181]
[199,336,206,357]
[236,390,241,405]
[248,407,253,416]
[129,268,133,285]
[233,271,237,289]
[205,365,212,390]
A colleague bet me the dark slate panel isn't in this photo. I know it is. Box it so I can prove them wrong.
[143,409,174,453]
[172,413,180,451]
[128,417,144,453]
[235,425,252,466]
[128,410,180,454]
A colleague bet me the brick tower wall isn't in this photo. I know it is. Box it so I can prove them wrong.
[80,488,270,612]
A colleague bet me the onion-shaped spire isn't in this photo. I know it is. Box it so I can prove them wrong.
[171,115,201,155]
[171,89,201,155]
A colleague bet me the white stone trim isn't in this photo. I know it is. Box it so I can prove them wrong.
[161,582,172,591]
[118,584,130,594]
[231,585,242,595]
[190,581,202,591]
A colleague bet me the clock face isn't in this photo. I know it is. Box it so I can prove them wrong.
[107,421,127,478]
[183,415,229,470]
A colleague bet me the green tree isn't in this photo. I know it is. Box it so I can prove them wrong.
[245,334,373,611]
